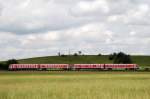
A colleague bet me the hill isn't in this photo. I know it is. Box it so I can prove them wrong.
[18,55,150,66]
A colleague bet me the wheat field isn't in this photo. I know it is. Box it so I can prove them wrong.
[0,71,150,99]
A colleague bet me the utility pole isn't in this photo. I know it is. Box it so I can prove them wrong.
[68,49,71,64]
[68,49,72,70]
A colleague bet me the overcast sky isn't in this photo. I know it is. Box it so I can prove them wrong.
[0,0,150,60]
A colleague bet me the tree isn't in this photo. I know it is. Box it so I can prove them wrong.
[109,52,132,64]
[109,53,117,60]
[0,63,6,70]
[6,59,18,65]
[74,53,78,56]
[122,55,132,64]
[5,59,18,69]
[0,59,18,70]
[78,51,82,55]
[109,54,113,60]
[61,54,67,57]
[98,53,102,56]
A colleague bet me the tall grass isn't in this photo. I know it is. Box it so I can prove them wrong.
[0,72,150,99]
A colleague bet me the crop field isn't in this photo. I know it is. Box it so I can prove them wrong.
[0,71,150,99]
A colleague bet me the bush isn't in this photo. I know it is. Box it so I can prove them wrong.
[108,54,113,60]
[74,53,78,56]
[0,63,7,70]
[0,59,18,70]
[98,53,102,56]
[6,59,18,65]
[61,54,67,57]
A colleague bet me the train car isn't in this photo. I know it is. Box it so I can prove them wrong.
[104,64,138,70]
[9,64,39,70]
[9,64,138,71]
[39,64,69,70]
[73,64,104,70]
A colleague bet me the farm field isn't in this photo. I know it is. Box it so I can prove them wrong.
[0,71,150,99]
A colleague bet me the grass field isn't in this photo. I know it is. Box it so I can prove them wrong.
[18,55,150,66]
[0,71,150,99]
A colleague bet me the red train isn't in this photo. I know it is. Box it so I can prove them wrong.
[9,64,138,71]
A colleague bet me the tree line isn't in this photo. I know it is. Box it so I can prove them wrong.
[58,51,132,64]
[0,59,18,70]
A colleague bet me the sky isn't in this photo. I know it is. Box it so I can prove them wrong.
[0,0,150,60]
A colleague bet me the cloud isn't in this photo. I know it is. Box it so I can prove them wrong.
[72,0,109,15]
[0,0,86,34]
[0,0,150,60]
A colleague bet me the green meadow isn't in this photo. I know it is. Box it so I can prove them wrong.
[18,55,150,66]
[0,71,150,99]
